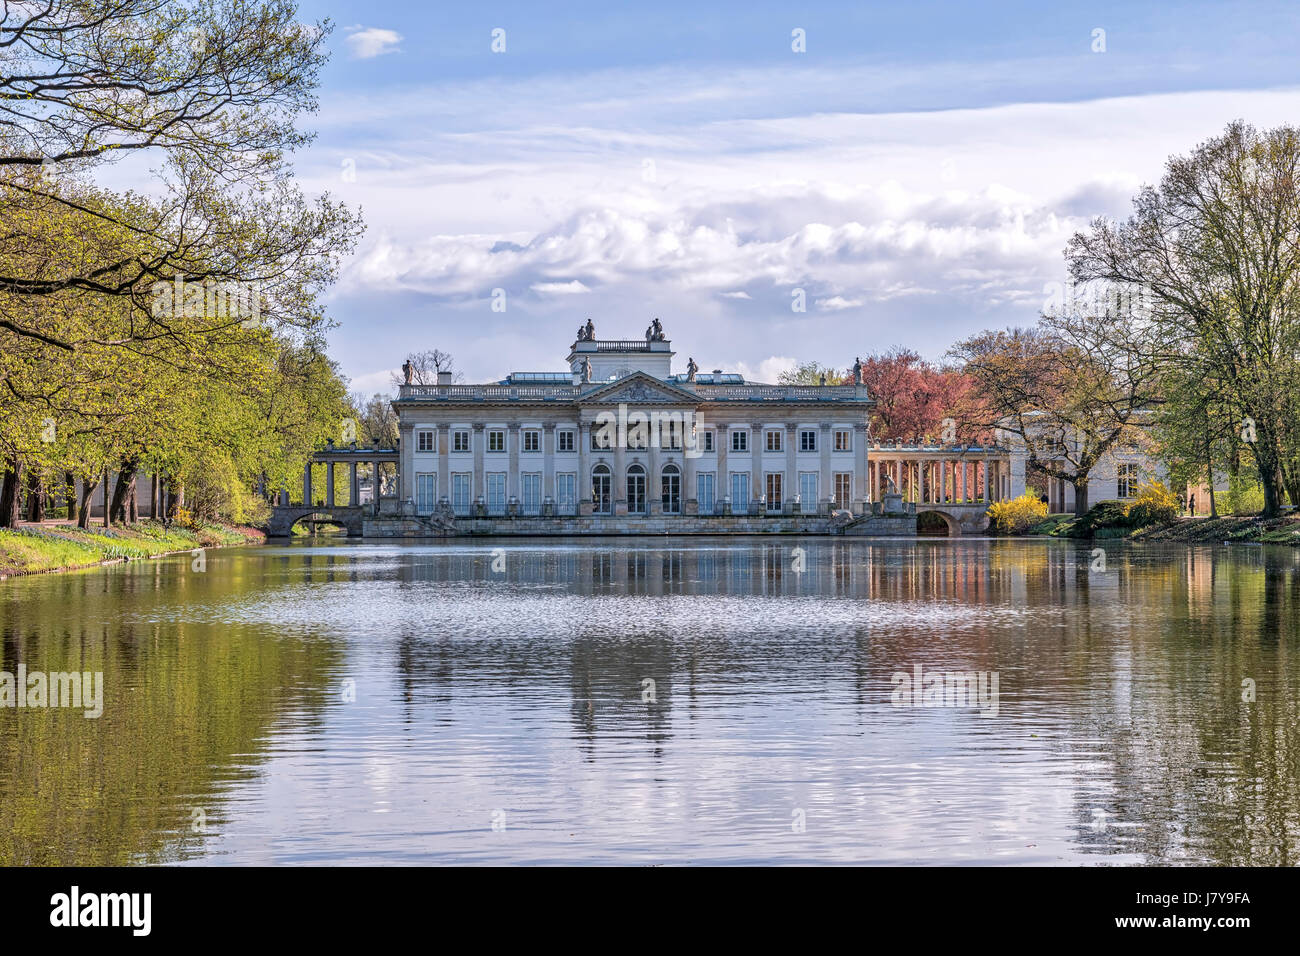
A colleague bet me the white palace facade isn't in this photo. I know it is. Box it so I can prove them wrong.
[368,322,1018,535]
[395,325,873,521]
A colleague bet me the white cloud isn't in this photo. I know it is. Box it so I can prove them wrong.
[530,280,591,295]
[346,26,402,60]
[718,291,751,299]
[818,296,864,311]
[733,356,799,385]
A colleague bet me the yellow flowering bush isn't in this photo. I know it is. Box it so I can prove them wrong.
[1125,480,1180,527]
[986,492,1049,535]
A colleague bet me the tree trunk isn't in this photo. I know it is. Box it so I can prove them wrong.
[1072,477,1090,516]
[27,470,44,522]
[64,471,76,520]
[110,460,139,524]
[1207,458,1218,518]
[78,475,100,529]
[0,457,21,528]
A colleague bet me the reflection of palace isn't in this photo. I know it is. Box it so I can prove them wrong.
[394,323,874,523]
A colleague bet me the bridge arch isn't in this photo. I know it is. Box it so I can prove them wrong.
[268,507,364,538]
[916,509,960,537]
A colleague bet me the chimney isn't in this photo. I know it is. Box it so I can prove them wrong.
[437,371,452,385]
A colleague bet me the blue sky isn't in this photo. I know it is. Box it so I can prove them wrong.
[274,1,1300,390]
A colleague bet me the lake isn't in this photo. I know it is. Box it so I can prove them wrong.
[2,536,1298,865]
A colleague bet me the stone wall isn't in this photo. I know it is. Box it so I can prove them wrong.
[358,513,919,537]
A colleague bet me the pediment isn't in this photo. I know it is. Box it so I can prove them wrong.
[579,372,699,405]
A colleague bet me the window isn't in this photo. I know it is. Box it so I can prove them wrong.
[697,472,715,514]
[661,464,681,514]
[834,429,851,452]
[766,430,783,452]
[416,430,435,453]
[557,430,575,453]
[592,465,612,514]
[523,429,540,452]
[1117,463,1139,499]
[731,430,748,453]
[416,474,436,513]
[799,472,818,513]
[452,430,471,452]
[451,473,472,514]
[766,473,783,511]
[486,473,506,513]
[522,473,541,514]
[592,424,613,450]
[660,419,683,450]
[487,430,505,452]
[627,419,649,449]
[627,464,647,514]
[834,472,852,506]
[702,430,714,452]
[556,473,577,513]
[730,472,749,510]
[800,430,817,453]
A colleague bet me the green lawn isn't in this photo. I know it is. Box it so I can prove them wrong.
[0,520,261,576]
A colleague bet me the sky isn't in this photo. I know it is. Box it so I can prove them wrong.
[190,1,1300,390]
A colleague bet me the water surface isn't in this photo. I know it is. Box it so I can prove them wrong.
[2,536,1297,865]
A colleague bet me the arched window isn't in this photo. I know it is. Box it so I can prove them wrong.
[661,463,680,514]
[626,463,646,514]
[592,464,612,514]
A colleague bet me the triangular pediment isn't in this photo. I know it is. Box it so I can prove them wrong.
[579,371,699,405]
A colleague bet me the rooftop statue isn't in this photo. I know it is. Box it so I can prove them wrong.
[686,357,698,382]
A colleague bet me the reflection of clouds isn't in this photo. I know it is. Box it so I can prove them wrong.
[167,540,1300,864]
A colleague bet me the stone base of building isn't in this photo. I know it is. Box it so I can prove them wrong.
[357,513,920,537]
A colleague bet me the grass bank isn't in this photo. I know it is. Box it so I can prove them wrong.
[0,520,264,578]
[1025,511,1300,544]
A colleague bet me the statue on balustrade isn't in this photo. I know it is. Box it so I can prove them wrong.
[686,356,698,382]
[402,359,413,385]
[645,317,666,342]
[577,318,596,342]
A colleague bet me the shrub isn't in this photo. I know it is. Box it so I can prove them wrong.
[1074,499,1132,536]
[987,492,1049,535]
[1125,480,1180,527]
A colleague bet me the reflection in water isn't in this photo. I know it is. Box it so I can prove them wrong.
[2,537,1299,864]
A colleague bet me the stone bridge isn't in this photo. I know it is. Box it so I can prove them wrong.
[268,505,368,537]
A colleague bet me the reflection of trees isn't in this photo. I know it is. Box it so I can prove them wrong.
[0,554,346,865]
[1058,545,1300,864]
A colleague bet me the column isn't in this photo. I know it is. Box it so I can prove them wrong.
[437,425,449,508]
[717,423,729,513]
[785,422,797,512]
[578,420,591,506]
[683,413,698,514]
[325,461,335,507]
[751,421,764,512]
[472,424,485,501]
[982,457,990,503]
[855,424,869,510]
[303,462,313,506]
[543,423,556,503]
[819,421,832,512]
[398,420,414,504]
[918,458,927,503]
[350,462,359,506]
[507,423,520,504]
[648,423,661,514]
[614,423,627,514]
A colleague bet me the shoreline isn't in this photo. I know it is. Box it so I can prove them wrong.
[0,520,265,580]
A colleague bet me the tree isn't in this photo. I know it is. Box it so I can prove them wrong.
[777,361,845,386]
[949,322,1159,515]
[854,347,980,443]
[393,349,459,387]
[0,1,361,354]
[1067,121,1300,516]
[350,393,399,447]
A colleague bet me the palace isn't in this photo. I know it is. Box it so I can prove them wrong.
[392,322,876,525]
